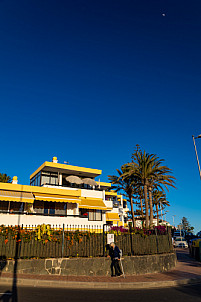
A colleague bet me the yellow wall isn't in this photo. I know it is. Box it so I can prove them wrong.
[0,182,81,198]
[30,161,102,179]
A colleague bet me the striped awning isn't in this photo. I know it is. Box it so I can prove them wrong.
[106,212,120,221]
[79,198,107,210]
[0,190,34,203]
[34,193,80,203]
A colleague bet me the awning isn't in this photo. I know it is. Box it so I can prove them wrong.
[106,213,120,221]
[79,198,107,210]
[34,193,80,203]
[0,190,34,203]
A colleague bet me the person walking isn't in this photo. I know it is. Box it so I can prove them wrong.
[109,242,123,277]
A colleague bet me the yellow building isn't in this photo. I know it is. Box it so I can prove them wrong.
[0,157,128,229]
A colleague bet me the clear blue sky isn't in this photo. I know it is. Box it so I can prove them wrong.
[1,0,201,232]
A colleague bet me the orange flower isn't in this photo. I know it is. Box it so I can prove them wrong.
[5,239,8,244]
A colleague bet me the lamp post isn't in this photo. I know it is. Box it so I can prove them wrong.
[164,210,169,222]
[172,215,176,227]
[192,134,201,179]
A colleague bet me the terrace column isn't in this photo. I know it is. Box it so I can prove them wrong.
[58,173,62,186]
[75,203,79,215]
[103,190,105,201]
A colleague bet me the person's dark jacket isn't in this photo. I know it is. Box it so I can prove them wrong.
[109,245,121,260]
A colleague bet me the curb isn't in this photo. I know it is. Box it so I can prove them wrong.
[0,277,201,290]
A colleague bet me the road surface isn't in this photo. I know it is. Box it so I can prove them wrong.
[0,284,201,302]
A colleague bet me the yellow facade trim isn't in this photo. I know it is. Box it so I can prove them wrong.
[105,191,117,196]
[30,161,102,179]
[79,198,107,210]
[0,183,81,198]
[0,190,34,203]
[106,212,120,221]
[96,181,111,188]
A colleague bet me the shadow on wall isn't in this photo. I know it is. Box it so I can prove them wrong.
[0,256,7,276]
[0,256,13,302]
[0,225,21,301]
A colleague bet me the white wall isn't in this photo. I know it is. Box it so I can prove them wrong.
[0,213,106,229]
[81,189,103,199]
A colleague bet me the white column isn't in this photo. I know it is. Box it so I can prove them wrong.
[75,203,79,215]
[59,173,62,186]
[103,190,105,201]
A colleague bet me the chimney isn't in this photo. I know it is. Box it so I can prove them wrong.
[12,176,18,184]
[52,157,58,163]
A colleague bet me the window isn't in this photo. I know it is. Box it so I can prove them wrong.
[0,201,9,212]
[10,202,24,213]
[55,203,67,216]
[33,201,44,214]
[88,210,102,221]
[123,201,127,208]
[44,201,55,215]
[80,208,88,217]
[30,172,41,186]
[41,172,58,186]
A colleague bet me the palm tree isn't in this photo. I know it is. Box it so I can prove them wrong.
[0,173,11,183]
[108,166,136,227]
[123,150,157,228]
[135,186,145,224]
[152,190,169,225]
[123,147,176,228]
[147,163,176,227]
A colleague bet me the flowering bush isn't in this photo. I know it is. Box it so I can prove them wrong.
[109,225,167,237]
[0,224,94,246]
[154,225,167,235]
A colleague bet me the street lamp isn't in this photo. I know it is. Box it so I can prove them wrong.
[164,210,169,222]
[192,134,201,179]
[172,215,176,227]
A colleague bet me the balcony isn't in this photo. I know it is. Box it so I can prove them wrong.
[103,200,113,209]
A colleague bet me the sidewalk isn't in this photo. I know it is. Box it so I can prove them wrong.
[0,249,201,289]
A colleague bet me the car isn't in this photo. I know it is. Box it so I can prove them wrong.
[189,238,197,248]
[191,238,201,248]
[174,237,188,248]
[196,231,201,238]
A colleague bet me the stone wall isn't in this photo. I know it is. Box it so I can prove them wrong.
[0,253,176,276]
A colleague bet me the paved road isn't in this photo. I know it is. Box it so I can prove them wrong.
[0,284,201,302]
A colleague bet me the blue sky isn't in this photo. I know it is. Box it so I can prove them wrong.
[0,0,201,232]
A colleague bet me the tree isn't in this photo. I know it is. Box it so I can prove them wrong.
[122,151,154,228]
[0,173,11,183]
[122,146,176,228]
[152,190,169,225]
[181,217,194,233]
[108,166,136,227]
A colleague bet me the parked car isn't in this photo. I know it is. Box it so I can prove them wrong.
[189,238,197,248]
[191,238,201,248]
[196,231,201,238]
[174,237,188,248]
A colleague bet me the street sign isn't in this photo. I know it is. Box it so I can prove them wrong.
[107,234,114,244]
